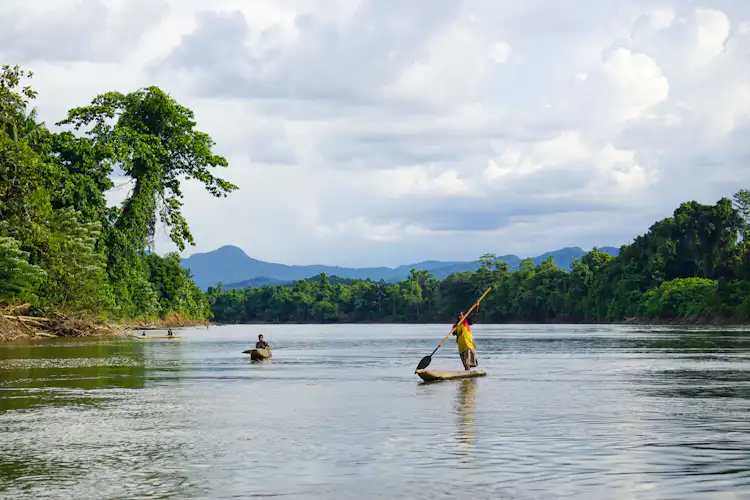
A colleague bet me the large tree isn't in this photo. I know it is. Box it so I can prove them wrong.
[56,87,238,313]
[57,86,238,252]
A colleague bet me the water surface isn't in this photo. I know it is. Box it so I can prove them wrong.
[1,324,749,499]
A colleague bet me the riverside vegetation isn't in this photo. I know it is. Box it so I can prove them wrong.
[0,64,236,340]
[207,196,750,325]
[1,63,750,340]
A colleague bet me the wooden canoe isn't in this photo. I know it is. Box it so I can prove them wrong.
[416,369,486,382]
[130,335,181,339]
[243,347,272,360]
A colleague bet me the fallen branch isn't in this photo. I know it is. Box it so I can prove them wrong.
[32,331,57,338]
[15,316,36,334]
[3,315,53,322]
[1,311,123,342]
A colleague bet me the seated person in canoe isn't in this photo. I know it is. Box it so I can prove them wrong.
[256,334,269,349]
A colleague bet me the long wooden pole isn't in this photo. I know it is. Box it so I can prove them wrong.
[415,286,492,372]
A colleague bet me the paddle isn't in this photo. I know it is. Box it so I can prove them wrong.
[415,286,492,372]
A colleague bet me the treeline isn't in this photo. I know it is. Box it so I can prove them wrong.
[207,194,750,324]
[0,64,235,320]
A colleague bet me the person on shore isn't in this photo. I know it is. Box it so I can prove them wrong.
[256,334,269,349]
[452,310,478,370]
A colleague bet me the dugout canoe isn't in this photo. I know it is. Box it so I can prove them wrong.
[243,347,272,360]
[415,369,486,382]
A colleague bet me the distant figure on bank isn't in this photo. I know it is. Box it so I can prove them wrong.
[256,334,269,349]
[452,310,478,370]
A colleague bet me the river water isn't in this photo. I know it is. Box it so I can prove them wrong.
[1,324,749,499]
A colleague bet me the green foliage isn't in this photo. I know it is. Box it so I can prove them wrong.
[208,196,750,325]
[57,86,238,252]
[734,189,750,238]
[47,131,113,223]
[0,63,234,322]
[35,207,113,315]
[641,278,718,319]
[51,85,239,318]
[0,235,45,298]
[720,280,750,320]
[144,252,210,319]
[0,65,37,141]
[0,130,58,253]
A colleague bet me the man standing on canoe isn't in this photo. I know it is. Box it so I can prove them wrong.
[453,310,478,370]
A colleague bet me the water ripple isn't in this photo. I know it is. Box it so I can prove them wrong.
[1,324,750,498]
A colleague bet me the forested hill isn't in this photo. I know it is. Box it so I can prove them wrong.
[182,245,621,290]
[207,193,750,325]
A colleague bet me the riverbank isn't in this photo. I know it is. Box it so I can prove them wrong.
[621,315,748,326]
[4,314,744,342]
[211,316,750,327]
[0,308,211,343]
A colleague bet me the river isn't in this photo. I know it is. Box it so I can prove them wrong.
[1,324,749,499]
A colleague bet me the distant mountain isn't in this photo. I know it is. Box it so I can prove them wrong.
[182,245,620,290]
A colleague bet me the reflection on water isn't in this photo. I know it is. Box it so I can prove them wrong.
[0,337,197,498]
[1,324,749,499]
[0,339,151,412]
[638,368,750,400]
[455,378,477,448]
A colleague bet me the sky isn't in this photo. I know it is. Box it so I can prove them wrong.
[1,0,749,267]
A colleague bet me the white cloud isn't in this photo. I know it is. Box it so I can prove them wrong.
[599,48,670,121]
[314,217,429,243]
[691,8,731,67]
[1,1,749,267]
[379,166,475,198]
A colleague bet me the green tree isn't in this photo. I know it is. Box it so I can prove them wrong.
[36,207,113,315]
[0,65,37,141]
[47,131,114,224]
[57,86,238,252]
[0,235,45,298]
[641,278,717,319]
[144,252,210,319]
[56,86,238,315]
[0,127,59,256]
[734,189,750,238]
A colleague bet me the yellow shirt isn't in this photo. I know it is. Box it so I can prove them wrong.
[455,321,475,353]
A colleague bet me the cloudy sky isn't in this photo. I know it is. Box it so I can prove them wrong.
[1,0,749,267]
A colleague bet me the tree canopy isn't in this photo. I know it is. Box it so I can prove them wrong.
[0,64,235,321]
[207,197,750,325]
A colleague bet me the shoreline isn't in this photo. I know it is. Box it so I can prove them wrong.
[0,313,212,343]
[3,315,747,343]
[212,316,750,327]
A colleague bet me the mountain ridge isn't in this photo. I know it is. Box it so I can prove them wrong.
[181,245,620,290]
